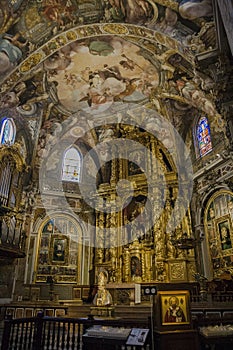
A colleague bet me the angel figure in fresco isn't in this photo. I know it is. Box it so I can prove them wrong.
[44,50,72,73]
[80,63,142,109]
[41,1,64,29]
[156,7,178,33]
[119,54,135,71]
[125,0,151,21]
[79,59,132,109]
[0,33,26,75]
[107,0,152,24]
[131,256,142,278]
[41,0,76,31]
[177,0,213,20]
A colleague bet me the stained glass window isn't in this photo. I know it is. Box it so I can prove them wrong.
[197,116,212,157]
[0,118,16,146]
[62,146,82,182]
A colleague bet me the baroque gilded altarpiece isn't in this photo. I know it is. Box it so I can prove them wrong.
[92,124,196,285]
[1,0,233,302]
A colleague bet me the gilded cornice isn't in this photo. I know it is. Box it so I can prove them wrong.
[0,143,28,172]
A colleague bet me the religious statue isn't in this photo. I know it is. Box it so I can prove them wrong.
[93,270,113,306]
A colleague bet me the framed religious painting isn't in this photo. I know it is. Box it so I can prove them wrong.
[50,234,69,265]
[156,290,191,330]
[216,215,233,252]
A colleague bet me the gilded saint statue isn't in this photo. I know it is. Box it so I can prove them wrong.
[93,270,113,306]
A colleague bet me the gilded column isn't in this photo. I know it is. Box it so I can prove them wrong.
[95,208,104,264]
[124,248,130,282]
[110,145,117,186]
[141,250,145,281]
[144,247,153,281]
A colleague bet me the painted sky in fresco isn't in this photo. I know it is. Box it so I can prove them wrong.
[45,36,159,114]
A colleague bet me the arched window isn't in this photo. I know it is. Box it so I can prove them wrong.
[196,116,212,157]
[62,146,82,182]
[0,118,16,146]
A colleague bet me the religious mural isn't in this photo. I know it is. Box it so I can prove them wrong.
[205,191,233,278]
[44,36,160,114]
[0,0,221,134]
[0,0,215,81]
[36,215,83,283]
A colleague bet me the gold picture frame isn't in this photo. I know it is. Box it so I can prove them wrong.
[216,215,233,251]
[50,234,69,264]
[157,290,191,329]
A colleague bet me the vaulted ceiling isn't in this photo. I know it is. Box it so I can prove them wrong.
[0,0,232,178]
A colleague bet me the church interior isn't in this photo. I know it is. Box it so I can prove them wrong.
[0,0,233,349]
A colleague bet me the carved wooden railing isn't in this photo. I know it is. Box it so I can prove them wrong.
[1,312,151,350]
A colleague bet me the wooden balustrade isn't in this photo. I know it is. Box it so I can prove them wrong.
[1,312,151,350]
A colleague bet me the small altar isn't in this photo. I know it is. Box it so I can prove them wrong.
[90,306,115,317]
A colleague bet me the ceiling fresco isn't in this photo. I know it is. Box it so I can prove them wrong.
[44,36,160,114]
[0,0,228,163]
[0,0,215,83]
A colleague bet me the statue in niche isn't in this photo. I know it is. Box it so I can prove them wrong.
[130,199,147,242]
[166,234,176,258]
[156,262,166,282]
[93,270,113,306]
[131,256,142,279]
[155,228,164,258]
[96,248,104,263]
[131,219,145,243]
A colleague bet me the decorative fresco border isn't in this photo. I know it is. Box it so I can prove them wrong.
[0,23,194,97]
